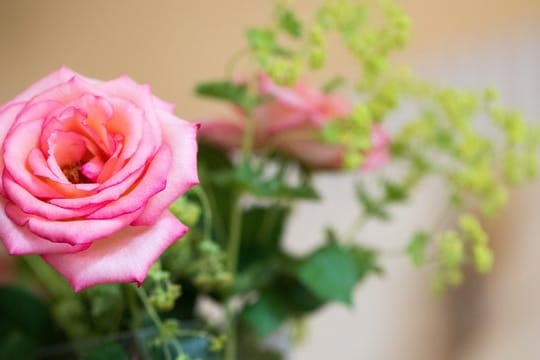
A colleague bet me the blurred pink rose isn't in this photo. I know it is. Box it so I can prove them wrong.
[199,74,389,170]
[0,67,199,291]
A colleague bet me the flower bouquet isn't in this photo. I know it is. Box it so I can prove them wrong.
[0,1,538,359]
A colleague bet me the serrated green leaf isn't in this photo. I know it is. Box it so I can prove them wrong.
[355,184,390,220]
[297,244,358,304]
[246,28,276,51]
[195,81,258,109]
[349,245,381,281]
[278,8,302,38]
[405,232,429,266]
[383,180,408,203]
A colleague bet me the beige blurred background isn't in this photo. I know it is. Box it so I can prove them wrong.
[1,1,540,359]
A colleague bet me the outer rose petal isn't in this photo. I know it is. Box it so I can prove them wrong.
[133,114,199,225]
[10,66,77,103]
[5,203,142,246]
[0,102,25,193]
[43,211,187,292]
[0,199,89,255]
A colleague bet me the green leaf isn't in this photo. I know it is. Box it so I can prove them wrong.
[383,180,408,203]
[195,81,258,109]
[0,286,57,345]
[278,8,302,38]
[0,333,36,360]
[242,293,289,338]
[82,341,128,360]
[297,244,358,304]
[323,76,345,93]
[405,232,429,266]
[246,28,276,51]
[213,163,319,200]
[349,245,381,281]
[82,284,124,334]
[355,184,390,220]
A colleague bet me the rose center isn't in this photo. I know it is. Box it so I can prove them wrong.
[61,162,92,184]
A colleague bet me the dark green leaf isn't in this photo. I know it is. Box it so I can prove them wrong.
[405,231,429,266]
[0,286,57,345]
[82,341,128,360]
[297,244,358,304]
[0,333,36,360]
[195,81,258,109]
[349,245,382,281]
[242,293,289,338]
[278,9,302,38]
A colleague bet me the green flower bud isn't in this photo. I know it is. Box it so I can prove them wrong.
[309,47,326,70]
[458,214,487,245]
[438,231,464,268]
[473,245,494,273]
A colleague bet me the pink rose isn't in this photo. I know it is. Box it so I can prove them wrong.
[0,67,199,291]
[198,74,389,170]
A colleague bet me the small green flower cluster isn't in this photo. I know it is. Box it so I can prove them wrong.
[432,214,493,292]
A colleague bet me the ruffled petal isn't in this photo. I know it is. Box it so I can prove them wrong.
[43,211,187,291]
[6,203,142,246]
[0,199,89,255]
[86,144,170,219]
[3,173,101,220]
[3,119,63,198]
[11,67,78,103]
[0,102,25,194]
[133,114,199,225]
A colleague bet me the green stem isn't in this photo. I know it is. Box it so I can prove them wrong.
[134,285,173,360]
[193,185,214,240]
[344,215,368,243]
[225,48,250,79]
[225,192,243,360]
[22,255,72,298]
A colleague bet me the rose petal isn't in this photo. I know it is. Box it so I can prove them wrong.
[3,173,101,220]
[3,119,64,198]
[86,144,170,219]
[43,211,187,291]
[0,199,89,255]
[133,114,199,225]
[98,76,162,152]
[6,202,142,246]
[49,166,144,209]
[81,156,104,182]
[0,102,26,194]
[11,66,78,103]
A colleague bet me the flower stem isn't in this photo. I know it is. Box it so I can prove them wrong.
[193,185,214,240]
[225,192,243,360]
[22,255,72,298]
[134,285,173,360]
